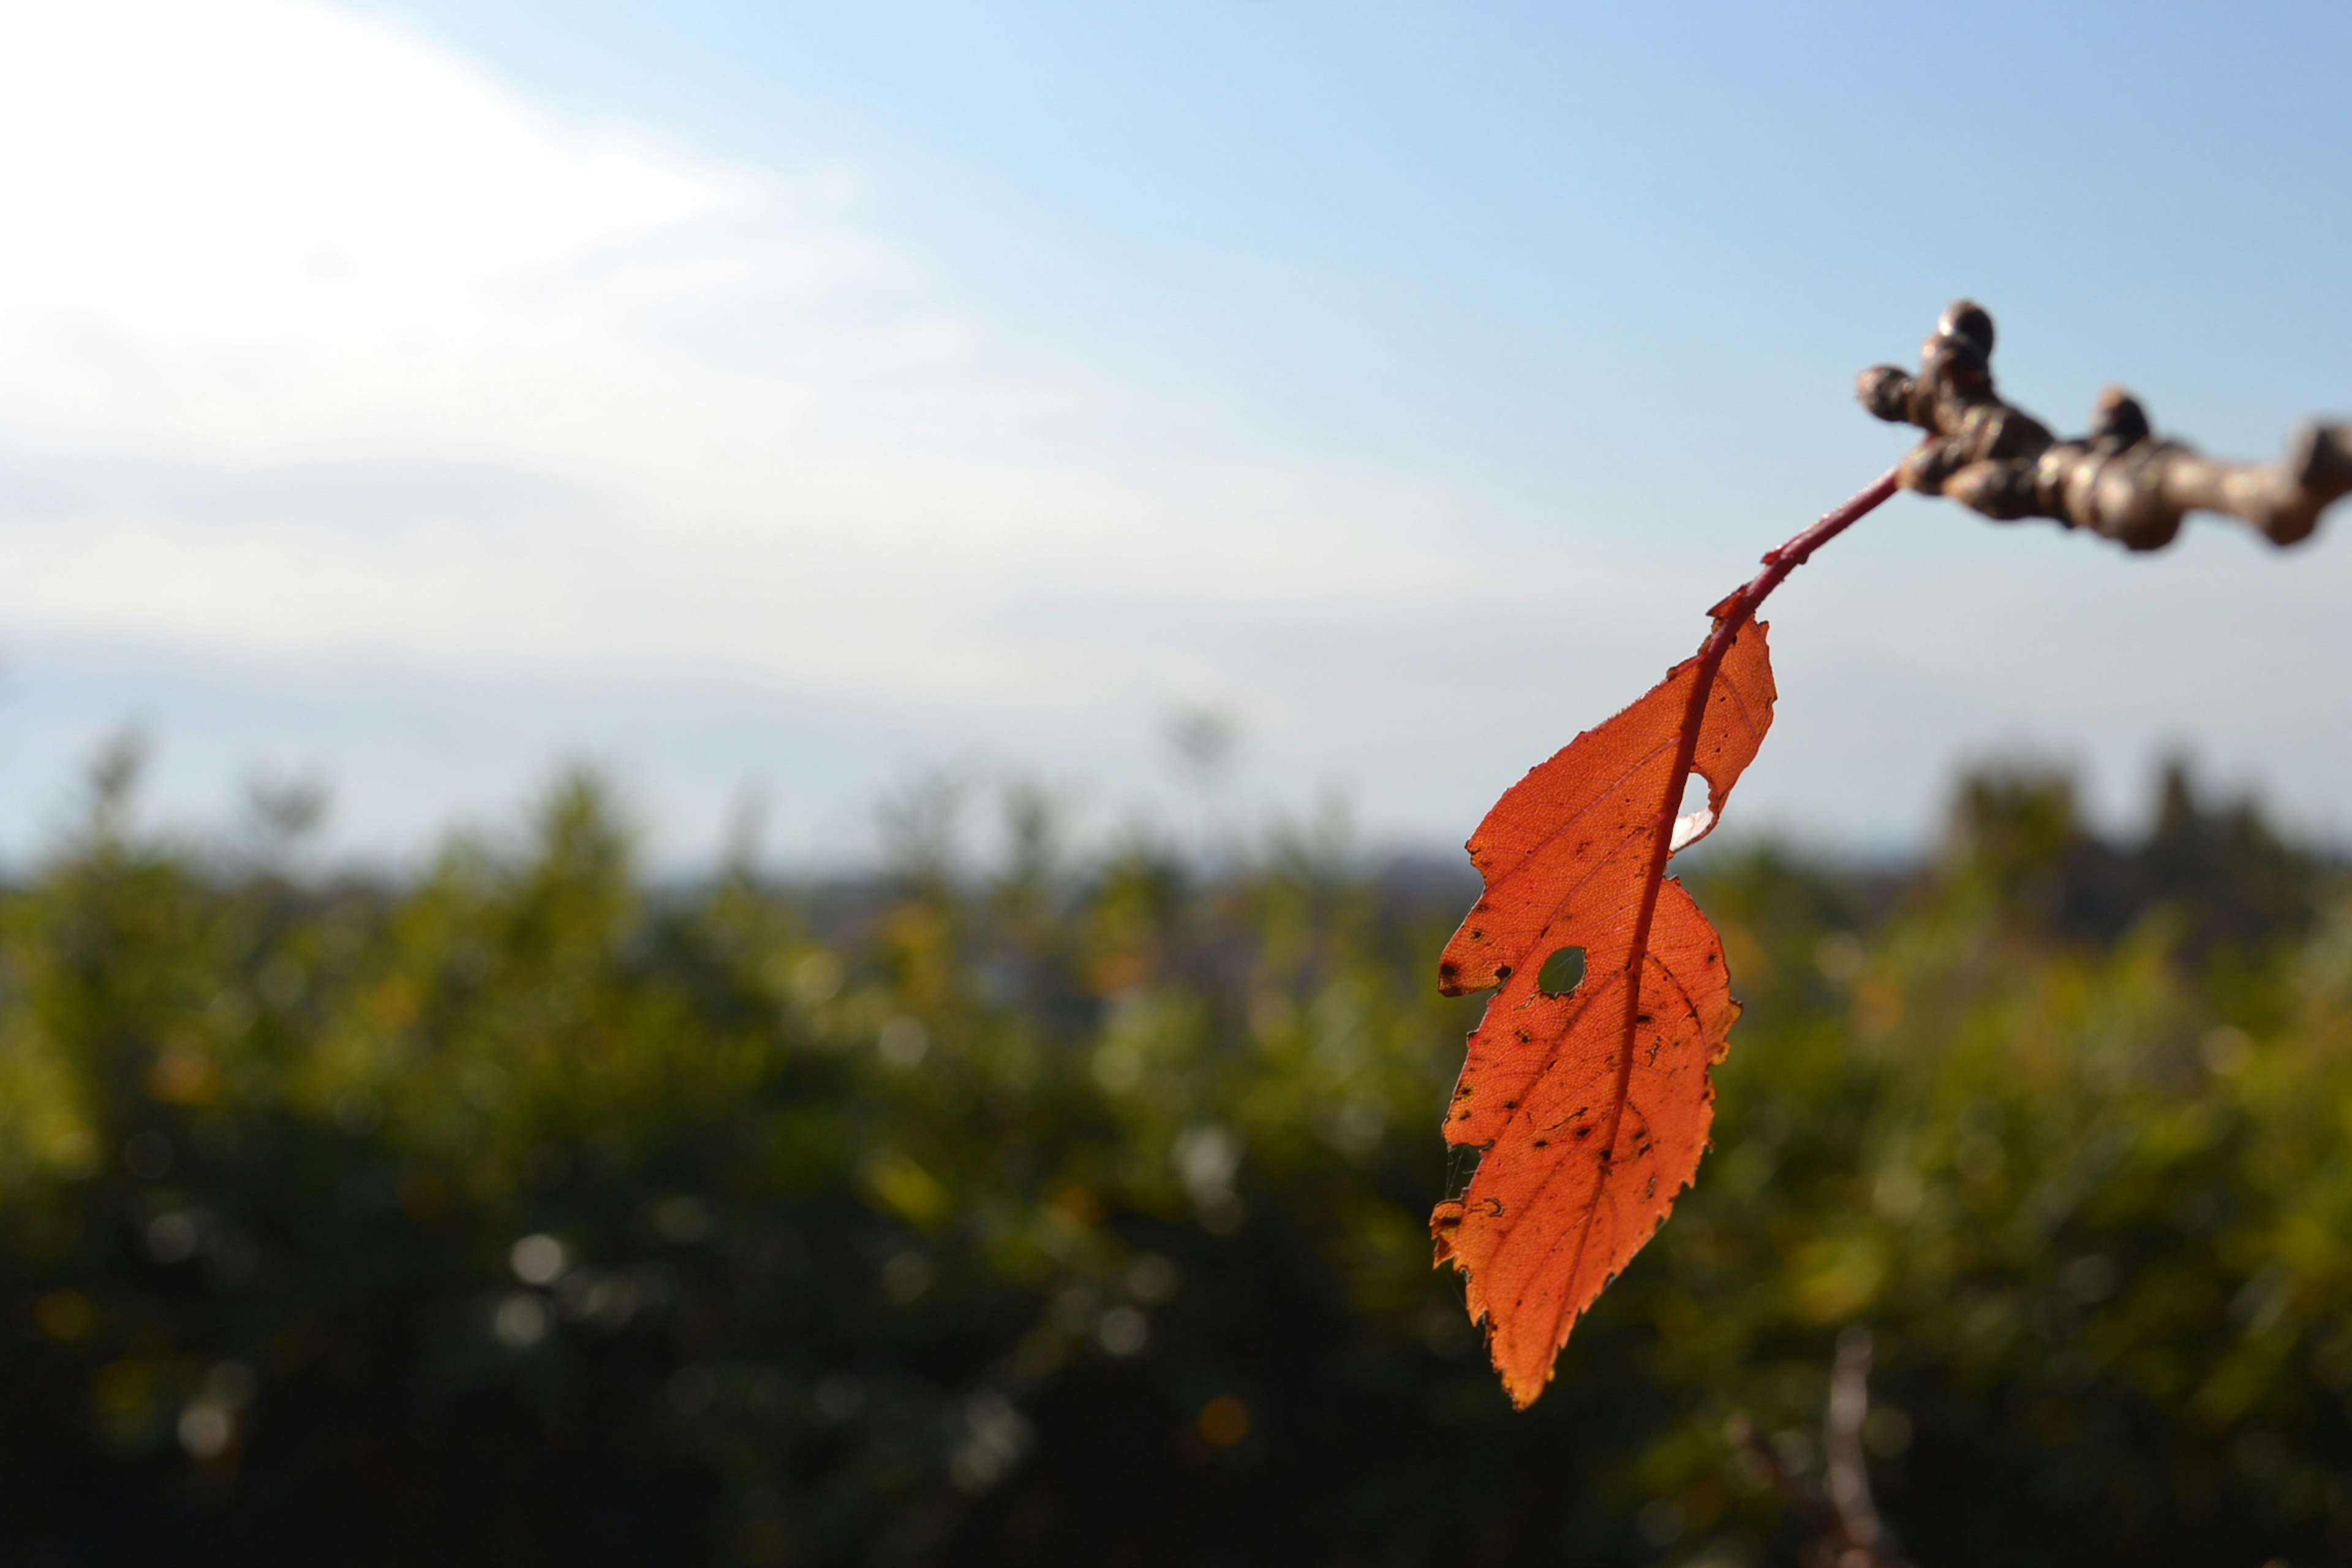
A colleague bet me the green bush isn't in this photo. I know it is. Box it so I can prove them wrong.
[0,754,2344,1566]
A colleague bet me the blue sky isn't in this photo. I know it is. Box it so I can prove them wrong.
[0,0,2346,868]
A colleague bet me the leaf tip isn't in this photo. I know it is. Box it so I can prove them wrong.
[1502,1359,1552,1410]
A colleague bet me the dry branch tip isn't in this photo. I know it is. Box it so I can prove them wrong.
[1858,300,2351,551]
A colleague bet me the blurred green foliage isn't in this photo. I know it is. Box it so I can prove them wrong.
[1,748,2349,1567]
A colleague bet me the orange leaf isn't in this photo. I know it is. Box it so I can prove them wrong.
[1432,619,1776,1408]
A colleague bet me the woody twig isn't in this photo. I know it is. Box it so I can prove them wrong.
[1728,1328,1914,1568]
[1858,300,2352,551]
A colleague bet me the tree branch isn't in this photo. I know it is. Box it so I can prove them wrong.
[1728,1328,1914,1568]
[1822,1329,1906,1568]
[1857,300,2352,551]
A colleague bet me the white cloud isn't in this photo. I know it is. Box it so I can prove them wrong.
[0,0,1675,865]
[4,0,2342,866]
[0,0,1515,739]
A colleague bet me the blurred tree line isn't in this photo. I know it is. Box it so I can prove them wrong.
[0,745,2347,1567]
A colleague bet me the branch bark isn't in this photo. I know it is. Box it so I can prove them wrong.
[1857,300,2352,551]
[1729,1328,1914,1568]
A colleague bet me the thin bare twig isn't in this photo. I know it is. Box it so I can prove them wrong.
[1727,1414,1844,1546]
[1857,300,2352,551]
[1728,1328,1914,1568]
[1822,1329,1907,1568]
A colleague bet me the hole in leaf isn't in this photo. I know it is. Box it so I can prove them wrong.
[1537,945,1586,998]
[1670,772,1716,853]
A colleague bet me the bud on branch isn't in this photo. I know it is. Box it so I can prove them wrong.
[1858,300,2352,551]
